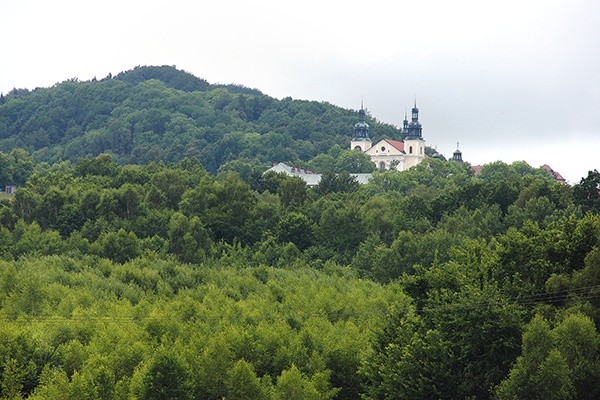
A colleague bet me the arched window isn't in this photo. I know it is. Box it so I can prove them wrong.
[409,146,413,154]
[354,145,362,151]
[379,161,386,171]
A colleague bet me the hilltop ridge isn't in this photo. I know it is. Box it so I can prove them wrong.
[0,65,401,172]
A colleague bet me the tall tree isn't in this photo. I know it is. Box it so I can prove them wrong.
[573,170,600,212]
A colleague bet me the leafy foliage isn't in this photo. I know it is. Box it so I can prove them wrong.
[0,69,599,398]
[0,255,390,400]
[0,66,401,173]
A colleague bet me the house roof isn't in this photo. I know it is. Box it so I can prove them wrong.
[541,164,566,182]
[471,163,567,183]
[265,163,372,186]
[267,163,317,176]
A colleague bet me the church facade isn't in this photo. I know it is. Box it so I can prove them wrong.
[351,102,426,171]
[265,102,569,185]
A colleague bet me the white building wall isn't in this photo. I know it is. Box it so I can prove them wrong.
[351,139,372,152]
[369,154,406,171]
[403,138,425,169]
[365,140,408,171]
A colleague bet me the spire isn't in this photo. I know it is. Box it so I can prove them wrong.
[402,108,409,134]
[411,100,419,123]
[358,103,366,122]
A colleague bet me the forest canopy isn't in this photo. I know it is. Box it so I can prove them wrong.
[0,151,596,399]
[0,66,599,399]
[0,65,401,173]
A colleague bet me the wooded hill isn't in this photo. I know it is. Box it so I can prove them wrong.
[0,65,399,173]
[1,66,600,399]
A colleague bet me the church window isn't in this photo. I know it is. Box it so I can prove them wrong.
[381,146,386,152]
[379,162,386,171]
[354,145,362,151]
[409,146,413,154]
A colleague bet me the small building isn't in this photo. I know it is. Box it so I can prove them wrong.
[5,186,15,194]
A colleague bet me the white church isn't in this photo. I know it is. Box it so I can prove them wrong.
[351,102,426,171]
[266,102,569,186]
[266,102,428,185]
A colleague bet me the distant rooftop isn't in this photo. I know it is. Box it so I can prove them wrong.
[471,165,482,175]
[541,164,566,182]
[265,163,372,186]
[470,163,566,183]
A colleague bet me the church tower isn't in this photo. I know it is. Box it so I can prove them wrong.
[405,101,423,140]
[451,142,463,162]
[403,100,426,169]
[350,102,372,152]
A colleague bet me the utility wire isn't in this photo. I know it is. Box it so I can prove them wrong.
[3,284,600,324]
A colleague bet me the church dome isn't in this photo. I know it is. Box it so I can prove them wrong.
[353,103,370,140]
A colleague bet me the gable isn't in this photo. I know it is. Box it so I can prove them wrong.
[365,139,405,156]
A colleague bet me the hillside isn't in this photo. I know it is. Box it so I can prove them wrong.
[1,65,600,399]
[0,65,401,173]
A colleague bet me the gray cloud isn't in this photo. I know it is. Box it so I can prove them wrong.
[1,0,598,182]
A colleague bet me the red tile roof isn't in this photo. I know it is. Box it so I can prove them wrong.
[542,164,566,182]
[471,164,566,182]
[385,139,405,153]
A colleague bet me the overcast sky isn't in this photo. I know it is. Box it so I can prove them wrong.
[2,0,599,182]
